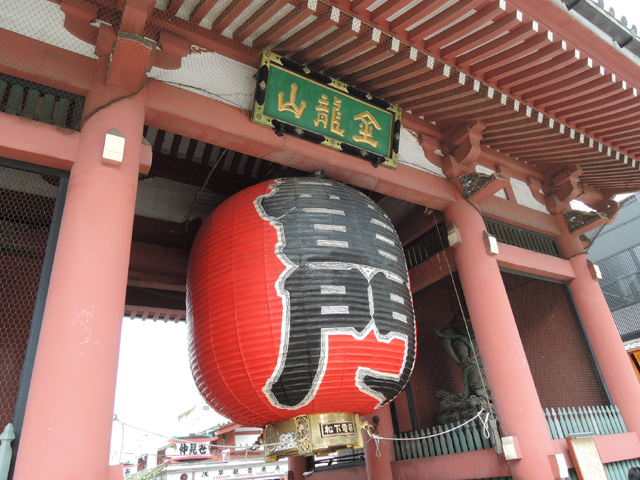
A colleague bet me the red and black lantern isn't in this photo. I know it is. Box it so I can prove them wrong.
[187,177,416,430]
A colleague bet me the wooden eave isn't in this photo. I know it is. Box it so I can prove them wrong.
[39,0,640,194]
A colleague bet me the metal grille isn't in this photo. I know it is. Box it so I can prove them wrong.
[485,218,561,258]
[0,72,84,130]
[0,161,63,429]
[503,272,609,409]
[403,223,449,269]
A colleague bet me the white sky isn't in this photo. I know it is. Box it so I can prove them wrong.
[109,0,640,466]
[602,0,640,26]
[110,319,208,464]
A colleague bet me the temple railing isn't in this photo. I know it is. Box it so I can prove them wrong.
[599,460,640,480]
[394,406,638,480]
[0,424,15,480]
[545,406,639,480]
[544,405,627,438]
[394,416,495,461]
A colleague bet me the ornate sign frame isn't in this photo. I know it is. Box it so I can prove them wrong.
[252,51,402,168]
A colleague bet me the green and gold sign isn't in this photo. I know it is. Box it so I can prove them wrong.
[252,51,401,168]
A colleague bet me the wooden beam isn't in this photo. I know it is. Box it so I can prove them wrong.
[0,113,79,171]
[143,80,457,211]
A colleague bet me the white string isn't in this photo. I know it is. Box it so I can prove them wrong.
[480,411,491,439]
[368,408,485,442]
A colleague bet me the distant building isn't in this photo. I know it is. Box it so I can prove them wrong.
[588,194,640,344]
[177,402,228,435]
[127,420,283,480]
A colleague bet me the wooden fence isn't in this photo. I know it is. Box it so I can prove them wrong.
[394,417,494,461]
[395,405,638,480]
[544,405,627,439]
[601,459,640,480]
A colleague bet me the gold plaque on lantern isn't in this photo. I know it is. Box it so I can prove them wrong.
[264,412,364,461]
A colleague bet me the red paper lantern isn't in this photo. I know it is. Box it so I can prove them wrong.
[187,177,416,427]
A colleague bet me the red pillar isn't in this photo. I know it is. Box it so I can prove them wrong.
[444,197,556,480]
[363,406,395,480]
[554,215,640,438]
[14,89,145,478]
[288,455,308,480]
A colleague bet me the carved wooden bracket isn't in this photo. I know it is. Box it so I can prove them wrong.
[563,210,609,236]
[119,0,156,35]
[545,166,583,214]
[453,122,486,166]
[442,122,485,179]
[460,172,509,203]
[60,0,191,92]
[526,177,547,206]
[589,199,620,223]
[107,32,155,92]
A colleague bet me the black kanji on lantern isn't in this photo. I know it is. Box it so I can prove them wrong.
[258,178,416,409]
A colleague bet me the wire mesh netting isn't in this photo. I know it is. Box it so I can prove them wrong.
[395,272,494,431]
[392,265,610,457]
[503,272,609,409]
[1,3,635,473]
[0,163,63,428]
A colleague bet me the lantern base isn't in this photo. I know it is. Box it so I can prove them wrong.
[263,412,364,461]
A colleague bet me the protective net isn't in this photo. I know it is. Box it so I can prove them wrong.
[0,161,64,429]
[503,272,609,409]
[393,255,496,436]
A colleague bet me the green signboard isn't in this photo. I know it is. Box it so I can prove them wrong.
[252,51,401,168]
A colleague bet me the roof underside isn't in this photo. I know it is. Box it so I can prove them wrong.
[0,0,631,192]
[5,0,640,319]
[93,0,640,193]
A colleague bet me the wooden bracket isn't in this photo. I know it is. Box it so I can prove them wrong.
[545,166,583,214]
[563,210,609,236]
[460,171,509,203]
[442,122,485,179]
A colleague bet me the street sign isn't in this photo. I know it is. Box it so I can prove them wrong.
[252,51,401,168]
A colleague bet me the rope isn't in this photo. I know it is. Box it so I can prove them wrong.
[366,408,487,442]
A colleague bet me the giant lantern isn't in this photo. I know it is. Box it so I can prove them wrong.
[187,176,416,459]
